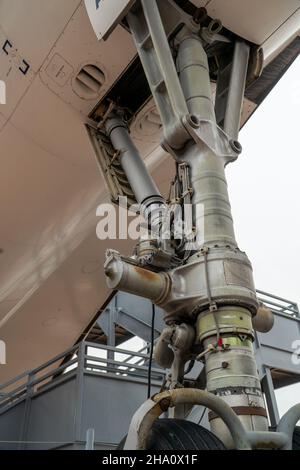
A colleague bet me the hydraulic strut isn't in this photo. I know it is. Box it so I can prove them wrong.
[103,0,269,448]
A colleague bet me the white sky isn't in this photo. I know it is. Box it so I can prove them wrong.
[227,56,300,417]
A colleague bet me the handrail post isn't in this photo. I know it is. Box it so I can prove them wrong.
[107,296,117,369]
[85,428,95,450]
[18,371,35,450]
[74,342,85,442]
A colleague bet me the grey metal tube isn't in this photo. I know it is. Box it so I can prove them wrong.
[105,114,162,205]
[177,34,237,247]
[184,144,237,247]
[153,327,174,369]
[277,403,300,449]
[104,251,169,304]
[247,431,289,450]
[223,41,250,140]
[177,35,216,121]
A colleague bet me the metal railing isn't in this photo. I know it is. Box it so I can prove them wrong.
[0,341,164,415]
[0,344,79,412]
[118,344,149,367]
[84,341,163,380]
[257,290,300,318]
[0,290,298,415]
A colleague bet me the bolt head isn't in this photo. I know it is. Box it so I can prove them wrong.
[230,139,243,154]
[187,114,200,129]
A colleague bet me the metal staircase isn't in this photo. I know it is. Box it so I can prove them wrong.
[97,293,165,344]
[0,290,299,449]
[0,341,164,450]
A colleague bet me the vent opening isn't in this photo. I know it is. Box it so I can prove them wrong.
[73,64,105,100]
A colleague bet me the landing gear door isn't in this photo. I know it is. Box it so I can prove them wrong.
[84,0,135,41]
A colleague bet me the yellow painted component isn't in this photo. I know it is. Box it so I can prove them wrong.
[197,306,254,343]
[221,336,253,349]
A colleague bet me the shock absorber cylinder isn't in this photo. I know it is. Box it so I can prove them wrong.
[197,307,268,448]
[176,32,268,446]
[102,4,269,448]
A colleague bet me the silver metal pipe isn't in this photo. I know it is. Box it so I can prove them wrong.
[104,250,169,304]
[177,34,216,121]
[223,41,250,141]
[153,327,174,369]
[85,428,95,451]
[177,35,237,247]
[277,403,300,449]
[247,431,289,450]
[105,114,163,205]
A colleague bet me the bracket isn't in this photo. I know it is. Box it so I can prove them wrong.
[127,0,191,150]
[127,0,242,162]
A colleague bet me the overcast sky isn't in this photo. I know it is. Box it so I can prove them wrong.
[227,56,300,417]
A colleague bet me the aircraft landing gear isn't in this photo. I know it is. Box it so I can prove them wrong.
[118,418,226,450]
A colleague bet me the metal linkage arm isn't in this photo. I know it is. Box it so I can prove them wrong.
[127,0,241,161]
[127,0,190,150]
[223,40,250,141]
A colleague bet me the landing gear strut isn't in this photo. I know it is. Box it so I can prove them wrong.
[90,0,300,450]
